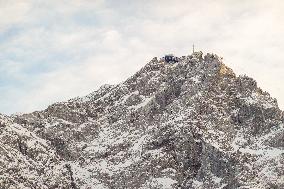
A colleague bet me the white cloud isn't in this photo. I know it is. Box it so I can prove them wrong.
[0,0,32,31]
[0,0,284,114]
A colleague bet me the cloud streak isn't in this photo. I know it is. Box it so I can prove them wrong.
[0,0,284,114]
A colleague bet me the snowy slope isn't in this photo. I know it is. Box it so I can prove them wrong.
[1,52,283,189]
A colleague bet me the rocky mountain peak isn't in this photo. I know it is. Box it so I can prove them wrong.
[0,52,283,189]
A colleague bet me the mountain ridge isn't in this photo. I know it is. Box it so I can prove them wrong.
[0,52,283,189]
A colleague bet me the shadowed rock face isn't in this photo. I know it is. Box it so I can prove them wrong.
[1,53,283,189]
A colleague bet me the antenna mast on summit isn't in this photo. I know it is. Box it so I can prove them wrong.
[192,44,195,53]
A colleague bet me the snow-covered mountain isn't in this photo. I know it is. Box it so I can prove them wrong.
[0,52,283,189]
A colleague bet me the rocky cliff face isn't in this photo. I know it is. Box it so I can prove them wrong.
[0,52,283,189]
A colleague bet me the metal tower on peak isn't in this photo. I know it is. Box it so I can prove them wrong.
[192,44,195,53]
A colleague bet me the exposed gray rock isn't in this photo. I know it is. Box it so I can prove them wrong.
[0,52,283,189]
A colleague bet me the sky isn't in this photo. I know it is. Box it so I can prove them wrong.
[0,0,284,115]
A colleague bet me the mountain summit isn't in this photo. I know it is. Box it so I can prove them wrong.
[1,52,283,189]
